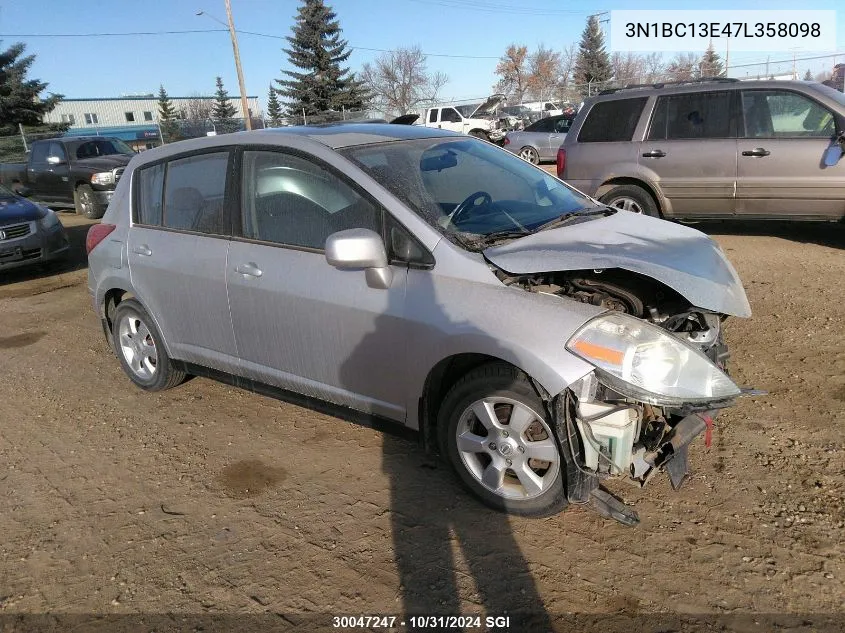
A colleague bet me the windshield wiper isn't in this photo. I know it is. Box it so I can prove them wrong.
[465,229,531,248]
[532,206,615,233]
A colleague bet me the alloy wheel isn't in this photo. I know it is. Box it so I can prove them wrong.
[117,311,158,380]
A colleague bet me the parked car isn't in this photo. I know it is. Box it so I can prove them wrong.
[559,78,845,220]
[522,100,564,116]
[0,183,69,271]
[88,124,751,521]
[0,136,134,219]
[420,94,507,143]
[503,114,572,164]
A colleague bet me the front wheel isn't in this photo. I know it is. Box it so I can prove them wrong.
[438,362,568,517]
[74,184,104,219]
[468,129,489,142]
[111,299,186,391]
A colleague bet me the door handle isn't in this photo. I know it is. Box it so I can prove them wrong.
[132,244,152,256]
[741,148,770,157]
[641,149,666,158]
[235,262,263,278]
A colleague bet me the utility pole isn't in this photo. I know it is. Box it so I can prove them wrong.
[725,38,730,77]
[197,4,252,131]
[225,0,252,130]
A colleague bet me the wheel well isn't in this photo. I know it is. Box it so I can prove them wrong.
[469,128,488,136]
[419,353,511,454]
[103,288,135,333]
[597,177,662,215]
[75,181,89,190]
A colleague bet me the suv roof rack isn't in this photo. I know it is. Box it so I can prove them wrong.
[598,77,739,96]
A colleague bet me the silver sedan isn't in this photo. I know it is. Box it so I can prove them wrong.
[503,115,572,164]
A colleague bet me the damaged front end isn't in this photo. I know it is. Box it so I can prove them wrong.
[548,309,743,526]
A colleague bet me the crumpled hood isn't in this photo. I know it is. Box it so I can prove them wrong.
[484,211,751,318]
[470,93,506,118]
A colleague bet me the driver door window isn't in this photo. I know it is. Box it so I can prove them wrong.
[742,90,835,138]
[240,150,382,250]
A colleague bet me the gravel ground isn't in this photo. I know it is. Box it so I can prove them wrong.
[1,213,843,632]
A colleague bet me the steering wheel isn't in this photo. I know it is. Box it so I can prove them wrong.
[450,191,493,225]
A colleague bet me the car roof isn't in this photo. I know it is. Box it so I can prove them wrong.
[275,122,461,148]
[589,79,823,102]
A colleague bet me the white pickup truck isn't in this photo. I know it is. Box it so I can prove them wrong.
[419,94,507,143]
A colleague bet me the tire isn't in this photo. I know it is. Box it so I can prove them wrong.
[438,362,568,517]
[518,146,540,164]
[74,184,103,219]
[111,299,186,392]
[468,129,489,141]
[599,184,660,218]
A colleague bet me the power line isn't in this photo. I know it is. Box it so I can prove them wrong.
[0,28,502,59]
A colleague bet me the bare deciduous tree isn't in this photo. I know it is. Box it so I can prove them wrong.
[526,45,562,101]
[360,46,447,115]
[611,52,645,86]
[665,53,699,81]
[494,44,529,102]
[642,52,666,83]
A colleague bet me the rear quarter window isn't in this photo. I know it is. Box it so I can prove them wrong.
[577,97,648,142]
[134,163,165,225]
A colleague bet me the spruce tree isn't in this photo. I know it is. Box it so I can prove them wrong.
[803,69,814,81]
[157,85,180,143]
[699,41,724,78]
[573,16,611,95]
[276,0,368,117]
[266,85,283,126]
[212,76,238,132]
[0,42,64,136]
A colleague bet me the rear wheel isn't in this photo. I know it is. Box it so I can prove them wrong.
[600,184,660,218]
[438,362,567,517]
[519,146,540,164]
[112,299,186,391]
[74,184,103,219]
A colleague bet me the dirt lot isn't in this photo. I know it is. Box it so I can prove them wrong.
[1,213,843,632]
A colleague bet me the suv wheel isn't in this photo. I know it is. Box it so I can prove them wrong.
[600,184,660,218]
[438,362,568,517]
[519,146,540,164]
[112,299,186,391]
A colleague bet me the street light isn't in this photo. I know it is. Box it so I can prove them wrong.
[197,2,252,131]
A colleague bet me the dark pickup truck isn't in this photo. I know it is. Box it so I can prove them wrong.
[0,137,134,219]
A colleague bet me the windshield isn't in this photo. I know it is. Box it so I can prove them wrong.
[806,82,845,109]
[0,184,19,198]
[341,137,595,244]
[74,139,135,159]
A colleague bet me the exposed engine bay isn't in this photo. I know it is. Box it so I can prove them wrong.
[496,266,737,524]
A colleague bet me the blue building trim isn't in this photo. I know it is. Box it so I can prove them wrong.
[64,125,160,142]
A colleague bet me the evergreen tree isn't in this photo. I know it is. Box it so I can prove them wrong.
[699,41,724,78]
[0,42,64,136]
[803,69,814,81]
[157,85,180,143]
[573,16,611,95]
[266,85,283,126]
[276,0,368,117]
[212,76,238,132]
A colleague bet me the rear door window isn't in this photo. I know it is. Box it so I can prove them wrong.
[162,152,230,235]
[577,98,648,142]
[30,143,50,164]
[135,163,165,225]
[429,109,438,123]
[648,91,733,140]
[525,118,554,133]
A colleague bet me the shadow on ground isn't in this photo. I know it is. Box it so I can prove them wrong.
[690,219,845,249]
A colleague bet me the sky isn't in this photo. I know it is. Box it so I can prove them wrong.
[1,0,844,112]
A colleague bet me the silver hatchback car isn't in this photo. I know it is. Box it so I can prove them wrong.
[88,125,751,521]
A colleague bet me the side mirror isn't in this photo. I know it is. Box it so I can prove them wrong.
[46,156,66,166]
[823,141,844,167]
[325,228,392,289]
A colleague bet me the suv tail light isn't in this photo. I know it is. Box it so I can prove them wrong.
[556,148,566,177]
[86,224,116,255]
[503,137,510,145]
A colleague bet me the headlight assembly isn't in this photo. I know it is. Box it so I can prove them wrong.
[91,171,115,186]
[566,312,739,405]
[38,209,61,230]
